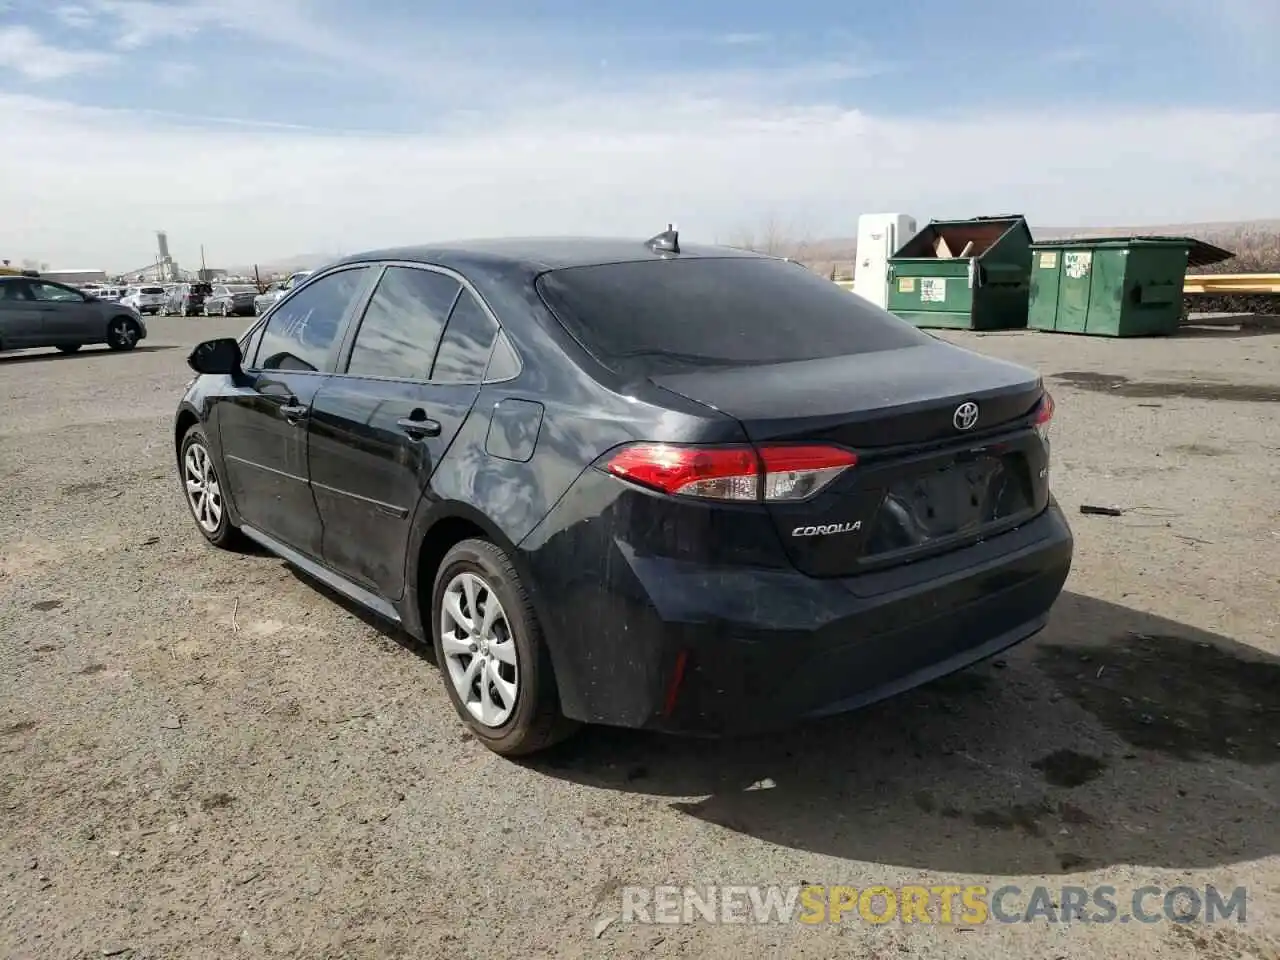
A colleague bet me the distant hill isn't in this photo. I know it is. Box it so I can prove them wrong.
[1034,218,1280,239]
[250,218,1280,281]
[225,252,337,277]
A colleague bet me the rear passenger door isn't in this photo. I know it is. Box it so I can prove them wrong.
[0,279,44,345]
[308,264,501,599]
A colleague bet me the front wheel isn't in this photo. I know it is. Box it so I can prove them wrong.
[106,317,141,351]
[431,539,577,756]
[180,425,243,548]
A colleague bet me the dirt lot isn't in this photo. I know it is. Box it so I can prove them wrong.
[1,317,1278,959]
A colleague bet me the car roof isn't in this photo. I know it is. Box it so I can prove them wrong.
[331,236,768,274]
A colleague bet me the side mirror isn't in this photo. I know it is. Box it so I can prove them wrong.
[188,338,243,376]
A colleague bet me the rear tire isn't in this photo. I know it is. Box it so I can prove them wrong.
[57,344,82,353]
[106,317,140,351]
[431,538,577,756]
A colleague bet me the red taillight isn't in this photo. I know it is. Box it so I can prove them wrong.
[604,444,759,501]
[1033,391,1055,426]
[603,442,857,502]
[1033,391,1054,442]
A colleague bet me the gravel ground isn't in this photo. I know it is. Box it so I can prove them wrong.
[1,317,1278,960]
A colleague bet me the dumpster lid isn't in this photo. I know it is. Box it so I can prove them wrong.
[1030,235,1234,268]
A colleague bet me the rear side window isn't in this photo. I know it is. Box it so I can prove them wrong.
[536,257,930,375]
[256,267,369,372]
[0,279,31,300]
[346,266,460,380]
[431,290,499,384]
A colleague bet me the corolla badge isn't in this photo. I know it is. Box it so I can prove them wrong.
[953,401,980,431]
[792,521,862,537]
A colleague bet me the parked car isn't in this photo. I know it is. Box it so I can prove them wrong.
[252,281,284,316]
[203,283,258,317]
[252,270,312,315]
[122,284,167,315]
[164,281,213,316]
[174,232,1072,756]
[98,286,126,302]
[0,276,146,353]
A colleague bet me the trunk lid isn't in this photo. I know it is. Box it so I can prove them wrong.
[650,340,1051,578]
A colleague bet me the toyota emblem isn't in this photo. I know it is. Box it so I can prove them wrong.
[953,401,979,431]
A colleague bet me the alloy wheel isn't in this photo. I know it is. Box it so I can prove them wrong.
[440,572,519,727]
[183,442,223,533]
[110,319,138,348]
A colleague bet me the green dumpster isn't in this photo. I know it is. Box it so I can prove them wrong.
[1028,236,1233,337]
[886,215,1033,330]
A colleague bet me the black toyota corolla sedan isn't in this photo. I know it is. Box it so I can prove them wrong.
[174,230,1072,756]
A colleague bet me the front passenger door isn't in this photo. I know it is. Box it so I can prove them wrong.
[215,266,374,557]
[29,281,98,342]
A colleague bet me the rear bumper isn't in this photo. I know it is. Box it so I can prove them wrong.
[526,498,1072,736]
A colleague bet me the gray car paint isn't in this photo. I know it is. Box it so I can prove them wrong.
[0,277,148,351]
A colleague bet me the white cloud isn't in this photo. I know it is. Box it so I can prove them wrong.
[155,60,196,87]
[1043,45,1105,65]
[717,32,769,45]
[89,0,210,48]
[75,0,384,62]
[54,4,98,29]
[0,26,116,80]
[1,90,1276,272]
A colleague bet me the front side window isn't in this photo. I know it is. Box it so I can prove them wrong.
[346,266,460,381]
[256,267,369,372]
[30,282,83,303]
[431,289,499,384]
[239,319,266,367]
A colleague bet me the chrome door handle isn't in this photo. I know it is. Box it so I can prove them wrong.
[397,416,440,438]
[279,403,308,423]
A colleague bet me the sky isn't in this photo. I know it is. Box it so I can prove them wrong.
[0,0,1277,271]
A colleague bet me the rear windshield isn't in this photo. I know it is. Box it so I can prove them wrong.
[141,287,164,294]
[536,257,929,376]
